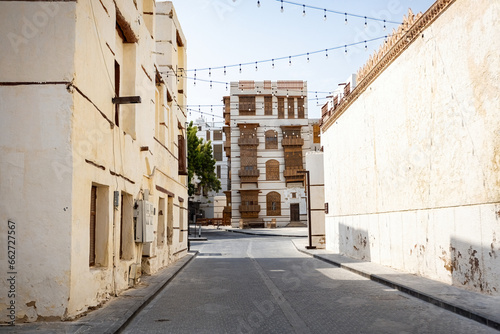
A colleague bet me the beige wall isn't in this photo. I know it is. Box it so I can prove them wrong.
[323,0,500,295]
[0,0,188,322]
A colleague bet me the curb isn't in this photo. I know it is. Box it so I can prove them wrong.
[224,229,307,238]
[294,245,500,331]
[113,251,198,333]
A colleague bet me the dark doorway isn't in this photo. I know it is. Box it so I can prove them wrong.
[290,203,300,222]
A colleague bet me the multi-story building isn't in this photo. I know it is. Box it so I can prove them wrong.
[223,81,321,228]
[191,117,229,219]
[0,1,188,321]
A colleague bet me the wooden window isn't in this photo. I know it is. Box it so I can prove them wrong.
[266,160,279,180]
[265,130,278,149]
[313,124,321,144]
[266,192,281,216]
[287,98,294,119]
[239,96,256,115]
[284,147,303,169]
[178,135,187,175]
[297,98,305,119]
[241,191,258,206]
[120,192,134,260]
[213,130,223,141]
[89,186,97,266]
[278,98,285,119]
[214,144,223,161]
[114,60,120,126]
[264,96,273,115]
[206,130,211,141]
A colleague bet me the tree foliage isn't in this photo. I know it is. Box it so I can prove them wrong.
[187,122,221,196]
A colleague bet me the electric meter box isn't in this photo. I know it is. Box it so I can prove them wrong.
[134,200,155,243]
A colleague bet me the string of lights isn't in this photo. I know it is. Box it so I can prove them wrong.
[185,35,387,74]
[259,0,402,26]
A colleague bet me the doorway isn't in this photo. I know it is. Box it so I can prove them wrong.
[290,203,300,222]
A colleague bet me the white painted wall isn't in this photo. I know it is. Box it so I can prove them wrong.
[306,152,325,248]
[323,0,500,295]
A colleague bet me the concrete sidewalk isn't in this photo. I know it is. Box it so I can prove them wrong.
[1,252,197,334]
[292,238,500,331]
[222,226,308,237]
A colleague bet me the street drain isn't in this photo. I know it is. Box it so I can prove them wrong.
[198,253,222,256]
[155,319,170,322]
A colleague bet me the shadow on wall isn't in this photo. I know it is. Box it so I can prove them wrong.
[338,223,371,261]
[446,236,500,295]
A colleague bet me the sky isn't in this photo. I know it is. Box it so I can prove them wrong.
[169,0,436,123]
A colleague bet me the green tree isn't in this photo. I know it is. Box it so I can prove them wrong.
[187,121,221,196]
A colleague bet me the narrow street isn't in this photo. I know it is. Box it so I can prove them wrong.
[121,229,496,334]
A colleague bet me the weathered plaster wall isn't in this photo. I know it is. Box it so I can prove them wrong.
[323,0,500,295]
[0,2,76,321]
[306,152,325,248]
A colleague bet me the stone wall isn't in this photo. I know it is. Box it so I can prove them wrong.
[323,0,500,295]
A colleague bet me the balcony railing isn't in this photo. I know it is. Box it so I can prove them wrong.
[238,169,260,177]
[239,205,261,218]
[283,168,305,184]
[238,137,259,146]
[281,138,304,146]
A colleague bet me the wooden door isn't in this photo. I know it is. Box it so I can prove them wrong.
[290,203,300,222]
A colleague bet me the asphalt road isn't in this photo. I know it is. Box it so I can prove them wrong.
[121,229,497,334]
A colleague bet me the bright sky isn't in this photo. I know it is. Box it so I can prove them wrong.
[169,0,436,122]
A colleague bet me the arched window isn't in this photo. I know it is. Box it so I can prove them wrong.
[265,130,278,149]
[266,160,279,180]
[266,192,281,216]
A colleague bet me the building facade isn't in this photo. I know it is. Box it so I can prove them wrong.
[224,81,321,228]
[321,0,500,295]
[0,1,188,321]
[191,117,229,219]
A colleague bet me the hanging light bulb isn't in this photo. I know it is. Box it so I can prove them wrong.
[383,19,386,30]
[302,4,306,16]
[289,56,291,66]
[194,69,196,86]
[210,80,213,89]
[224,66,226,76]
[307,53,310,63]
[226,83,228,91]
[345,13,348,25]
[272,59,275,69]
[209,68,211,77]
[365,40,367,51]
[239,64,242,73]
[345,45,348,54]
[323,9,327,21]
[280,0,283,12]
[325,49,328,59]
[364,16,367,29]
[257,0,260,7]
[255,61,258,71]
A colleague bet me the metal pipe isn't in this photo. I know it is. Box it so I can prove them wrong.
[299,170,316,249]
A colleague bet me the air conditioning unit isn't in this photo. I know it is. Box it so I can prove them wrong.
[134,200,155,243]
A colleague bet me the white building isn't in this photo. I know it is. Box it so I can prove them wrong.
[321,0,500,295]
[224,81,321,228]
[191,117,229,219]
[0,0,188,321]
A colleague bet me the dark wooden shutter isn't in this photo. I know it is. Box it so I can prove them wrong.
[178,135,187,175]
[89,186,97,266]
[297,98,305,119]
[264,96,272,115]
[278,98,285,119]
[288,98,294,119]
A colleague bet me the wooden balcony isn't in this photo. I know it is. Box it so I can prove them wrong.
[238,137,259,146]
[283,168,305,184]
[239,169,260,184]
[239,205,261,218]
[281,138,304,146]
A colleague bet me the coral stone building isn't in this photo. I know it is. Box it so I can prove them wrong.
[224,81,321,228]
[0,0,188,321]
[321,0,500,295]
